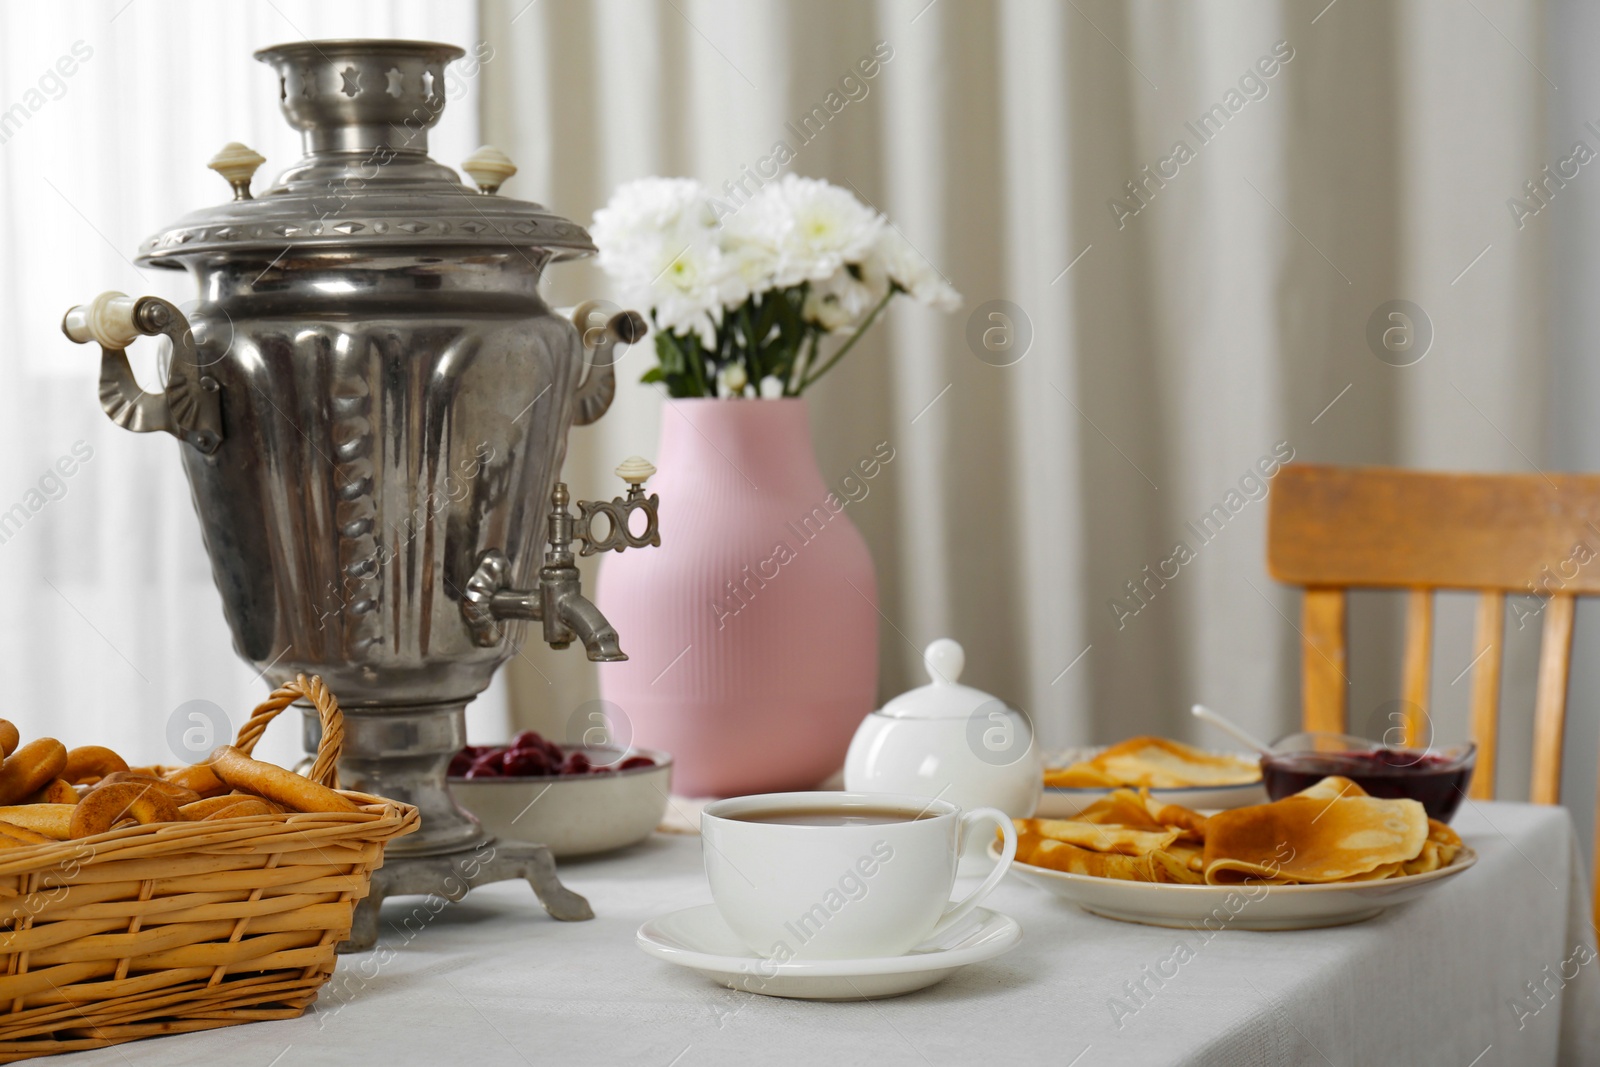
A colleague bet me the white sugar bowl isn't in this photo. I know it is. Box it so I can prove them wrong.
[844,639,1042,821]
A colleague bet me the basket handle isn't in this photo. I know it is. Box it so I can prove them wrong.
[232,673,343,789]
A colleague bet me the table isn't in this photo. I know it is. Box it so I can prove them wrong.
[57,801,1600,1066]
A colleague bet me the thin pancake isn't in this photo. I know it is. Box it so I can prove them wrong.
[1077,789,1171,830]
[1016,835,1162,881]
[1029,817,1182,856]
[1293,775,1368,801]
[1202,793,1429,885]
[1045,737,1260,789]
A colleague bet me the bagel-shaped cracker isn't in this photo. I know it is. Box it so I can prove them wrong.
[92,772,201,807]
[0,804,74,840]
[69,783,180,839]
[0,721,18,761]
[199,797,279,820]
[179,795,246,820]
[0,819,55,844]
[206,746,359,814]
[180,794,285,820]
[25,779,78,805]
[62,746,129,785]
[164,763,229,799]
[0,740,68,805]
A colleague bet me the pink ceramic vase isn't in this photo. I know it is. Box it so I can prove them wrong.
[595,397,880,797]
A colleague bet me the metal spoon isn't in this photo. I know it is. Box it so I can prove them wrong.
[1190,704,1273,756]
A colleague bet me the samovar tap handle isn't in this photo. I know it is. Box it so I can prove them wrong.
[569,301,646,426]
[62,292,223,455]
[572,458,661,556]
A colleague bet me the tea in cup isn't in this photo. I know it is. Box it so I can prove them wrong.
[699,791,1017,960]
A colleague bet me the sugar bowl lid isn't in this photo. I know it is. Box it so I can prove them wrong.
[879,639,999,719]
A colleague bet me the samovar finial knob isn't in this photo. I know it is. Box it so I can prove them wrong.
[462,145,517,195]
[615,456,656,490]
[208,142,266,201]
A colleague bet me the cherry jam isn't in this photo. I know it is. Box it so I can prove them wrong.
[1261,747,1473,822]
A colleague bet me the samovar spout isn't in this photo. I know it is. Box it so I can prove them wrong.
[551,587,627,662]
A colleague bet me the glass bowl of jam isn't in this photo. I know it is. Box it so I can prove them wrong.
[1260,732,1476,822]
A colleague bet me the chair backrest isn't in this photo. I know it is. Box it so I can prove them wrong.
[1267,464,1600,917]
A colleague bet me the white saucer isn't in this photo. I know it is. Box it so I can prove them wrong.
[635,905,1022,1000]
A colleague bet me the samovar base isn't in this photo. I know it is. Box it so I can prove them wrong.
[302,697,503,857]
[343,838,593,953]
[299,698,595,951]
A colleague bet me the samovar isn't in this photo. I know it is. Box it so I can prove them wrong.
[60,39,660,950]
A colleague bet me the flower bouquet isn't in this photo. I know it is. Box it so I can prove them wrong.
[591,174,960,396]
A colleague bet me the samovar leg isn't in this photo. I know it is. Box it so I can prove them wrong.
[341,839,593,953]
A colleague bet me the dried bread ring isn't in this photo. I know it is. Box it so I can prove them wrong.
[206,746,359,814]
[199,797,279,820]
[179,794,284,820]
[0,721,18,761]
[69,783,180,839]
[0,819,55,845]
[179,795,247,820]
[163,763,229,799]
[0,740,68,805]
[25,779,78,805]
[0,804,75,840]
[62,746,129,785]
[92,772,201,807]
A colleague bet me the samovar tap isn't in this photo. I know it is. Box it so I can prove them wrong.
[463,460,660,660]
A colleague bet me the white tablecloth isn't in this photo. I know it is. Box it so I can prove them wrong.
[55,802,1600,1066]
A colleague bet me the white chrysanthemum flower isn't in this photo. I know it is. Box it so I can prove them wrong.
[747,175,883,288]
[648,242,728,350]
[865,227,961,311]
[593,177,736,348]
[802,267,885,333]
[716,211,783,298]
[592,177,708,287]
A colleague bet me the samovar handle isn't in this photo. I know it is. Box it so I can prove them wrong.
[568,301,646,426]
[62,291,223,455]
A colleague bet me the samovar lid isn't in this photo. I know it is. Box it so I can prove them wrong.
[135,39,595,268]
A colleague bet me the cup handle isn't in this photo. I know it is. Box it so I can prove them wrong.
[927,807,1017,941]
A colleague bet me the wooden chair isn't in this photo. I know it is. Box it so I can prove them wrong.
[1267,463,1600,917]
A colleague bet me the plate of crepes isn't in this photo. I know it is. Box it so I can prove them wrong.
[1039,736,1267,818]
[998,775,1475,930]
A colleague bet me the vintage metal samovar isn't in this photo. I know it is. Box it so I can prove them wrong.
[61,39,660,950]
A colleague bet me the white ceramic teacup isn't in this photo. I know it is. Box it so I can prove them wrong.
[700,791,1018,960]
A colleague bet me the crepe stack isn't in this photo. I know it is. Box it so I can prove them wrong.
[1013,776,1462,885]
[1044,736,1261,789]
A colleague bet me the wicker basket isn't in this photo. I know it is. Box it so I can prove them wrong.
[0,675,417,1061]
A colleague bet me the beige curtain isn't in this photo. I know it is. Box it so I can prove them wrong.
[485,0,1571,823]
